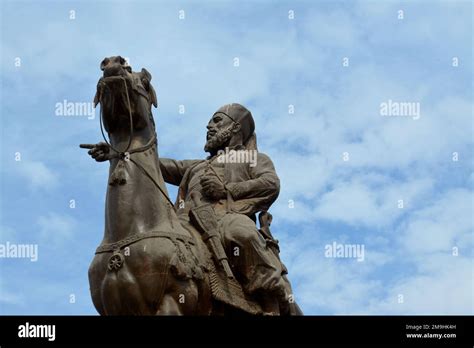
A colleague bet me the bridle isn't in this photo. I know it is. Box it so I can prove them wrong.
[98,75,175,208]
[94,75,203,274]
[98,76,153,159]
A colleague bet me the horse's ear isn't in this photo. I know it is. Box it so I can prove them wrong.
[141,68,158,108]
[100,57,109,71]
[141,68,152,81]
[148,84,157,108]
[93,81,101,107]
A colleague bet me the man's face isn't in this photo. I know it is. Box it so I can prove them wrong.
[204,112,235,153]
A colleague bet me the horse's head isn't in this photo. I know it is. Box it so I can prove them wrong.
[94,56,158,133]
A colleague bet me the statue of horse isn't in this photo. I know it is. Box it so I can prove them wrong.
[80,56,302,316]
[81,56,215,315]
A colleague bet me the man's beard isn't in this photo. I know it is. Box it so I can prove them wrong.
[204,128,232,154]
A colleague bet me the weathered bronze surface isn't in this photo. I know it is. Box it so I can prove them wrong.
[80,56,303,315]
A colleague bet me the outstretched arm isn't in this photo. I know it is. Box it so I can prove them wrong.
[159,158,201,186]
[80,142,114,162]
[80,142,200,187]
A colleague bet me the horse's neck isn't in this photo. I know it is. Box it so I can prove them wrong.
[108,127,152,153]
[103,131,181,243]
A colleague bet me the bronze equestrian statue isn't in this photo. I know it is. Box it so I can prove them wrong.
[80,56,302,316]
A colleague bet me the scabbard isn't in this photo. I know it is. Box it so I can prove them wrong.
[189,203,234,279]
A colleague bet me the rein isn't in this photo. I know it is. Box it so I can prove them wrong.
[99,76,176,208]
[99,76,133,156]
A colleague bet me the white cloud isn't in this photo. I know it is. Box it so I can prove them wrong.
[366,255,473,314]
[286,235,387,314]
[16,160,59,190]
[284,187,473,315]
[0,225,17,242]
[313,177,433,227]
[0,278,25,308]
[37,213,76,245]
[0,288,24,306]
[1,1,472,316]
[399,188,472,254]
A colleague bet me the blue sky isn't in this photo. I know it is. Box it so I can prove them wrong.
[0,0,472,315]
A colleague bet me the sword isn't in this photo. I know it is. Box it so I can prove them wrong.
[189,191,234,279]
